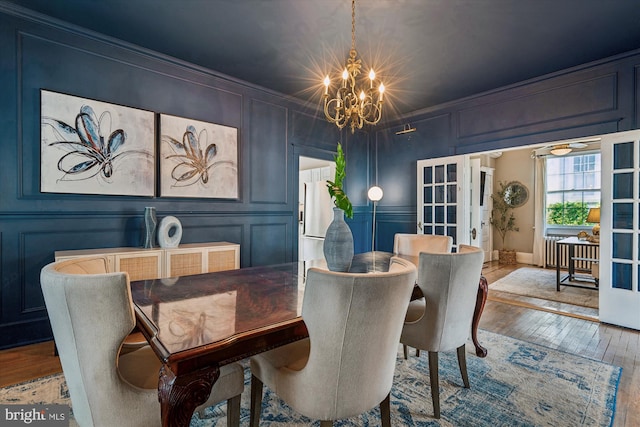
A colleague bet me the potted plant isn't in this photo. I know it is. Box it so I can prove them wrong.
[323,142,354,271]
[490,181,521,264]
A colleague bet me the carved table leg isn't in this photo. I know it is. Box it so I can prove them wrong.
[471,276,488,358]
[158,364,220,427]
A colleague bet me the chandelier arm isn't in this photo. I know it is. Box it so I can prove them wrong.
[324,97,347,129]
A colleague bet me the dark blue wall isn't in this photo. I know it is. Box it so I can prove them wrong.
[0,6,374,349]
[371,51,640,253]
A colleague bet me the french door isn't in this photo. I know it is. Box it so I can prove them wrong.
[415,131,640,330]
[600,130,640,330]
[417,156,469,249]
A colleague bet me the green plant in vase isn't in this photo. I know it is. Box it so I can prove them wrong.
[326,142,353,219]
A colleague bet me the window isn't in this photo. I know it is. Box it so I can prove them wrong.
[546,152,601,226]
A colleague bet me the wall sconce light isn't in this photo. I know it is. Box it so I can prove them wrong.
[368,185,383,252]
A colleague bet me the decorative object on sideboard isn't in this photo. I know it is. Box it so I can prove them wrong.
[490,181,522,265]
[143,207,157,248]
[158,215,183,248]
[324,143,354,272]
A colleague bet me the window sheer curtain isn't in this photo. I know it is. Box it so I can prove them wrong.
[532,156,546,266]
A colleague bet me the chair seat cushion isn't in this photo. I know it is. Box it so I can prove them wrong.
[119,345,244,404]
[250,338,310,390]
[404,298,425,323]
[118,345,163,390]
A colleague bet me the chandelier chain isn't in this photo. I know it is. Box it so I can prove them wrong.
[351,0,356,51]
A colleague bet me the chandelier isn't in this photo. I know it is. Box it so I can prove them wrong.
[322,0,385,133]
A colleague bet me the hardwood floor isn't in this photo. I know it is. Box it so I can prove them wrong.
[1,262,638,426]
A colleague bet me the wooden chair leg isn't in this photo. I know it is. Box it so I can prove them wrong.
[428,351,440,419]
[250,374,263,427]
[380,393,391,427]
[416,349,420,357]
[227,394,241,427]
[403,344,408,360]
[457,344,470,388]
[320,421,333,427]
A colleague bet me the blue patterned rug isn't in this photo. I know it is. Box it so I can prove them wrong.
[0,330,621,426]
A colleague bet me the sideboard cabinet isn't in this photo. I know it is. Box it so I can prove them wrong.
[55,242,240,281]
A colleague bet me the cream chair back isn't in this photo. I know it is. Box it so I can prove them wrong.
[42,256,244,427]
[402,245,484,352]
[393,233,453,257]
[41,257,158,426]
[251,257,416,423]
[398,245,484,418]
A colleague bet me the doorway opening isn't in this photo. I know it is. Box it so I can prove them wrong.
[298,156,335,262]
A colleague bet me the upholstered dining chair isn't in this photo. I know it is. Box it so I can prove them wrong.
[249,257,417,427]
[51,256,147,351]
[41,257,244,427]
[393,233,453,358]
[399,245,484,419]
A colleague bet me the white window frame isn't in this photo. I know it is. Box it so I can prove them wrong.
[545,151,601,234]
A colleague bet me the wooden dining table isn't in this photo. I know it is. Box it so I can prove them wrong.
[130,251,488,427]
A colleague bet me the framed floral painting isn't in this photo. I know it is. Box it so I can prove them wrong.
[159,114,238,199]
[40,89,155,196]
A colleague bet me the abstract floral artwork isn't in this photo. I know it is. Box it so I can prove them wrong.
[160,114,238,198]
[40,90,155,196]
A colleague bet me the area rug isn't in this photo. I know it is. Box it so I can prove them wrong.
[0,330,620,426]
[490,267,599,309]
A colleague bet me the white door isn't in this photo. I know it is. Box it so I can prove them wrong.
[469,158,482,248]
[417,155,469,249]
[480,167,494,262]
[600,130,640,330]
